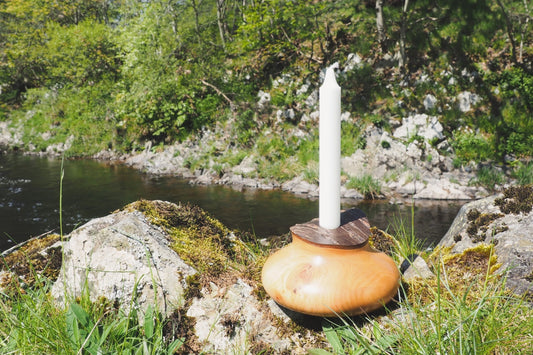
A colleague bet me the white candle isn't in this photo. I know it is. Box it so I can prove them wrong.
[319,67,341,229]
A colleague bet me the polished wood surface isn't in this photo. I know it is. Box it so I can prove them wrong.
[262,232,400,317]
[290,208,370,248]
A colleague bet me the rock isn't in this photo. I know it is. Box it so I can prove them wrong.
[257,90,271,109]
[457,91,481,112]
[423,94,437,111]
[281,176,318,196]
[393,114,444,142]
[437,189,533,297]
[403,256,434,281]
[343,53,363,73]
[186,278,291,353]
[51,207,196,319]
[45,200,320,352]
[413,178,475,200]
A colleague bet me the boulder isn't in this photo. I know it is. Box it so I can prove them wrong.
[51,208,196,318]
[437,187,533,297]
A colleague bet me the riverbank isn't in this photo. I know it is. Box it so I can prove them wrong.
[91,115,498,202]
[0,108,518,203]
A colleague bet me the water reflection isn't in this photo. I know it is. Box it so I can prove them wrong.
[0,152,464,252]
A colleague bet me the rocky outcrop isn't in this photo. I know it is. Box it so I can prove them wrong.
[342,115,489,200]
[437,187,533,297]
[46,200,317,353]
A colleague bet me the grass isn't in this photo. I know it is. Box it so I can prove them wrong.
[470,165,507,191]
[346,174,382,199]
[313,222,533,355]
[1,163,531,353]
[0,275,183,354]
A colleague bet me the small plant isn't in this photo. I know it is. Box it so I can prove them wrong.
[470,166,506,191]
[346,174,381,199]
[512,161,533,185]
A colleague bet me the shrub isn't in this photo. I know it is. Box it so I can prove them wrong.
[346,174,381,199]
[451,130,493,163]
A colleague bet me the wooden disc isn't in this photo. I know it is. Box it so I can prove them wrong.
[289,208,369,248]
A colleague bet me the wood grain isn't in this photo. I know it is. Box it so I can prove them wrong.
[289,208,370,248]
[262,232,400,317]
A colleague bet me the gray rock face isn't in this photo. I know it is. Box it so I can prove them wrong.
[186,278,291,353]
[438,194,533,297]
[51,209,196,318]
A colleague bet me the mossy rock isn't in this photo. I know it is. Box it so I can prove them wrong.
[0,233,62,294]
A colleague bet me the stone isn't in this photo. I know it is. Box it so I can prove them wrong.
[257,90,271,109]
[457,91,481,112]
[44,201,320,352]
[423,94,437,111]
[403,256,434,281]
[186,278,291,353]
[438,192,533,297]
[343,53,363,73]
[393,114,444,142]
[413,179,474,200]
[51,209,196,318]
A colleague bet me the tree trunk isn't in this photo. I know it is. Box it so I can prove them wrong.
[375,0,386,52]
[495,0,518,64]
[399,0,409,70]
[190,0,202,44]
[216,0,227,52]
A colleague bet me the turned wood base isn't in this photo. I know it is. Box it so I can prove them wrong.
[261,209,400,317]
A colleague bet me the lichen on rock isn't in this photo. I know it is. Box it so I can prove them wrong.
[438,186,533,298]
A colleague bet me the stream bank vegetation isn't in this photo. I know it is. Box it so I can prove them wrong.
[1,198,532,353]
[1,0,532,193]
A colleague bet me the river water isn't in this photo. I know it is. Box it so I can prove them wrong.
[0,152,465,252]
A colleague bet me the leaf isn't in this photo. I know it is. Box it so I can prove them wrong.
[167,338,184,354]
[322,322,344,353]
[143,305,154,340]
[308,349,334,355]
[66,306,81,345]
[70,302,92,329]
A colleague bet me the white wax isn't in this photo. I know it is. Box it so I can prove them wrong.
[319,67,341,229]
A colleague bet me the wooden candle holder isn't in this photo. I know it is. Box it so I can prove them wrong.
[261,209,400,317]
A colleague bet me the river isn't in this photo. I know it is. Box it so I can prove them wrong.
[0,152,465,252]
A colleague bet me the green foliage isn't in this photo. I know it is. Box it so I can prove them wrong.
[233,0,326,77]
[0,0,531,169]
[0,273,182,354]
[346,175,381,200]
[45,20,120,86]
[512,162,533,185]
[341,122,365,156]
[315,227,533,355]
[65,302,182,355]
[339,64,389,114]
[451,130,493,163]
[470,166,506,191]
[11,82,117,156]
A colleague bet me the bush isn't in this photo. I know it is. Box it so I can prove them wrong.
[451,130,493,163]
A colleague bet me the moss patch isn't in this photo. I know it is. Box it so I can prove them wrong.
[125,200,257,278]
[369,227,398,257]
[0,233,62,293]
[124,200,276,352]
[494,185,533,214]
[407,244,502,305]
[465,208,503,242]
